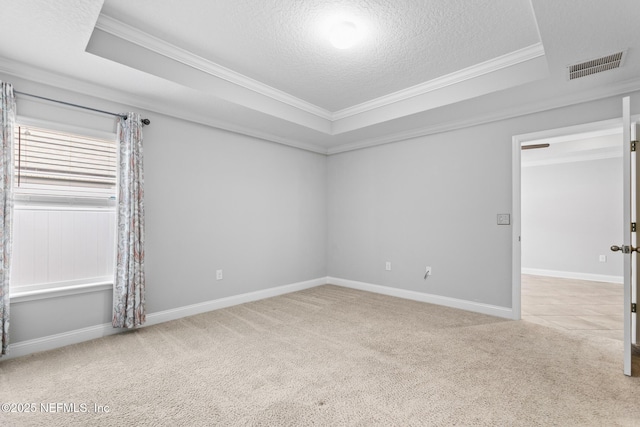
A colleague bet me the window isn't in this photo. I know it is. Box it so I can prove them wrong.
[11,121,117,297]
[14,124,117,201]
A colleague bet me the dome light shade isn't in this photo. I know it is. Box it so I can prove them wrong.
[329,21,358,49]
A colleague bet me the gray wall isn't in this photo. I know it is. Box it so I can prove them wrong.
[7,75,327,342]
[327,122,514,307]
[327,93,640,308]
[521,157,623,278]
[6,70,640,344]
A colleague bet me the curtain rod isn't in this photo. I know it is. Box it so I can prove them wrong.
[14,90,151,126]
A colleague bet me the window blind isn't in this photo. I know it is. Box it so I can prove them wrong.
[14,125,116,190]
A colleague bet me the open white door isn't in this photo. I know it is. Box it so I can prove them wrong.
[612,96,639,376]
[632,114,640,350]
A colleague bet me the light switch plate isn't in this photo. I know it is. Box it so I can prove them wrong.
[497,214,510,225]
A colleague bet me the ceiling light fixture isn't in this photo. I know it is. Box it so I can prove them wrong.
[329,21,359,49]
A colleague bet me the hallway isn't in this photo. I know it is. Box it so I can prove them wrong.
[521,274,623,341]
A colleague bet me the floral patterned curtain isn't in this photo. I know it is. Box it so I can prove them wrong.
[113,112,146,328]
[0,82,15,356]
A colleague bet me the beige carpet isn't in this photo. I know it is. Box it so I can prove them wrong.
[1,285,639,426]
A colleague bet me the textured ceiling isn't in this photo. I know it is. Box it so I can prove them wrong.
[0,0,102,71]
[0,0,638,154]
[100,0,541,111]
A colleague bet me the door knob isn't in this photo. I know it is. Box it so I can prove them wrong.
[611,245,639,253]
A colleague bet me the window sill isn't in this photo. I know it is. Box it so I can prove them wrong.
[10,281,113,303]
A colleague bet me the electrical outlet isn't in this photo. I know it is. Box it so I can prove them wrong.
[385,262,391,271]
[599,255,607,263]
[216,269,223,280]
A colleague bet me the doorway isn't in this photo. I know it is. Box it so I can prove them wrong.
[512,119,624,341]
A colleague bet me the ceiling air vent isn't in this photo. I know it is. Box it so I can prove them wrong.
[568,51,625,80]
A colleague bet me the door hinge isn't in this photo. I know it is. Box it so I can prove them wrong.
[632,303,637,313]
[632,140,637,152]
[633,222,637,233]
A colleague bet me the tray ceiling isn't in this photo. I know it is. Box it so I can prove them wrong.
[0,0,639,153]
[99,0,542,112]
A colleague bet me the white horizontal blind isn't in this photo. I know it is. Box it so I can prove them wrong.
[14,125,116,192]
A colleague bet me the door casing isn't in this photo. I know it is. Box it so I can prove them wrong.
[511,117,629,320]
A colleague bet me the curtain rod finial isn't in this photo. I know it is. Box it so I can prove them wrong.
[141,118,150,126]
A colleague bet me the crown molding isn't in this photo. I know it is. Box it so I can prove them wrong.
[332,43,546,121]
[95,14,548,129]
[2,55,639,159]
[0,57,329,155]
[95,14,334,121]
[326,76,640,155]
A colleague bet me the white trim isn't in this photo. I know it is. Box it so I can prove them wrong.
[94,15,334,121]
[90,21,550,137]
[10,281,113,303]
[511,116,638,323]
[145,277,326,325]
[333,43,545,120]
[2,277,327,360]
[3,323,121,360]
[0,57,329,155]
[512,135,522,320]
[328,277,514,319]
[4,55,640,156]
[327,79,640,155]
[95,15,546,125]
[3,275,521,360]
[521,268,623,284]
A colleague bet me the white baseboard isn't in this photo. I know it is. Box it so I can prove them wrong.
[145,277,326,325]
[3,277,327,360]
[4,323,121,360]
[328,277,513,319]
[5,276,515,360]
[521,268,623,284]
